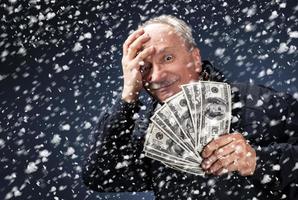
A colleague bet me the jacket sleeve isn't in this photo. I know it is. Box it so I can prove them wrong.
[82,97,152,192]
[249,89,298,196]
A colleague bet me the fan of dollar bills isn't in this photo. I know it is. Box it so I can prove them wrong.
[143,81,232,175]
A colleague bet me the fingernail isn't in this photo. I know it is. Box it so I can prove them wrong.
[201,151,207,158]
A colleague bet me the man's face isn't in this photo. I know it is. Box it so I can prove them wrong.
[141,23,202,102]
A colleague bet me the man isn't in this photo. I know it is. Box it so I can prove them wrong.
[83,15,298,199]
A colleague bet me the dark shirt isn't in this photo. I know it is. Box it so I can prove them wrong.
[83,63,298,200]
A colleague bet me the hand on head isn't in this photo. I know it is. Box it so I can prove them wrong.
[121,28,155,103]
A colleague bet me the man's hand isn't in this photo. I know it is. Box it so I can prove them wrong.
[121,28,155,103]
[201,133,256,176]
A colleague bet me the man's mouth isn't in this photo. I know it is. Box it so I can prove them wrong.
[149,78,178,91]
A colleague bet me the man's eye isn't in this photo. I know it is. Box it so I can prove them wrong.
[164,54,173,62]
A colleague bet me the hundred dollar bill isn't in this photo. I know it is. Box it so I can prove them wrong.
[165,91,196,148]
[154,104,195,154]
[143,123,199,163]
[150,113,197,158]
[197,81,231,152]
[182,83,197,136]
[192,82,202,149]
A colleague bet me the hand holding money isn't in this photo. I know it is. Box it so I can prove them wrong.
[201,133,256,176]
[143,81,234,176]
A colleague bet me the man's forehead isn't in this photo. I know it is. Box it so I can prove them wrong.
[141,45,176,56]
[143,24,179,40]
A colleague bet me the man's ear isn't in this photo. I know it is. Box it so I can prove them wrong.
[192,47,202,74]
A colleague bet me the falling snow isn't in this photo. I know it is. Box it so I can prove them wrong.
[0,0,297,199]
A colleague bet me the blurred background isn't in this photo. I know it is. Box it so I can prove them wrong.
[0,0,297,199]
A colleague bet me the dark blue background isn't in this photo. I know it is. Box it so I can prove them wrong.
[0,0,297,199]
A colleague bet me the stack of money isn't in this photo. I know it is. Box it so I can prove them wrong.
[143,81,232,175]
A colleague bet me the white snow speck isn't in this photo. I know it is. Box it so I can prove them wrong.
[266,68,273,75]
[46,12,56,20]
[256,99,263,107]
[115,161,129,169]
[279,3,286,8]
[292,162,298,171]
[132,113,139,120]
[1,50,9,58]
[72,42,83,52]
[75,10,81,16]
[257,70,265,78]
[50,186,56,192]
[246,5,257,17]
[269,11,278,20]
[0,138,5,148]
[272,164,280,171]
[61,124,70,131]
[84,121,92,129]
[84,32,92,39]
[288,31,298,38]
[270,120,279,126]
[277,43,289,54]
[224,15,232,25]
[0,74,9,81]
[39,149,51,158]
[105,30,113,38]
[215,48,225,57]
[24,104,33,112]
[244,23,256,32]
[261,174,272,184]
[25,162,38,174]
[293,93,298,101]
[62,65,69,71]
[65,147,75,156]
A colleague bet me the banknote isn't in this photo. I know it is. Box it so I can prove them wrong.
[166,92,196,148]
[197,81,231,152]
[143,123,199,163]
[153,105,195,154]
[181,83,197,136]
[143,81,231,176]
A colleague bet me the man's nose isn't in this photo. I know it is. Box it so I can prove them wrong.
[147,65,165,82]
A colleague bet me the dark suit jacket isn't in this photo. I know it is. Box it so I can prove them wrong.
[83,62,298,200]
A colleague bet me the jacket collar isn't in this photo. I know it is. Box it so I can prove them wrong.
[201,60,228,82]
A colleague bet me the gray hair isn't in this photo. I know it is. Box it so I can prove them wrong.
[141,15,197,49]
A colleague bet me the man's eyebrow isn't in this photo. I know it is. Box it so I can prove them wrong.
[156,46,176,54]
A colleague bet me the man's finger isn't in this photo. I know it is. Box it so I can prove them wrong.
[135,46,155,62]
[127,33,151,60]
[123,29,145,55]
[201,141,236,169]
[207,152,238,174]
[214,161,238,176]
[201,134,234,158]
[126,46,155,75]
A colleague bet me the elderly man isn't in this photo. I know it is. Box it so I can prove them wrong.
[83,15,298,200]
